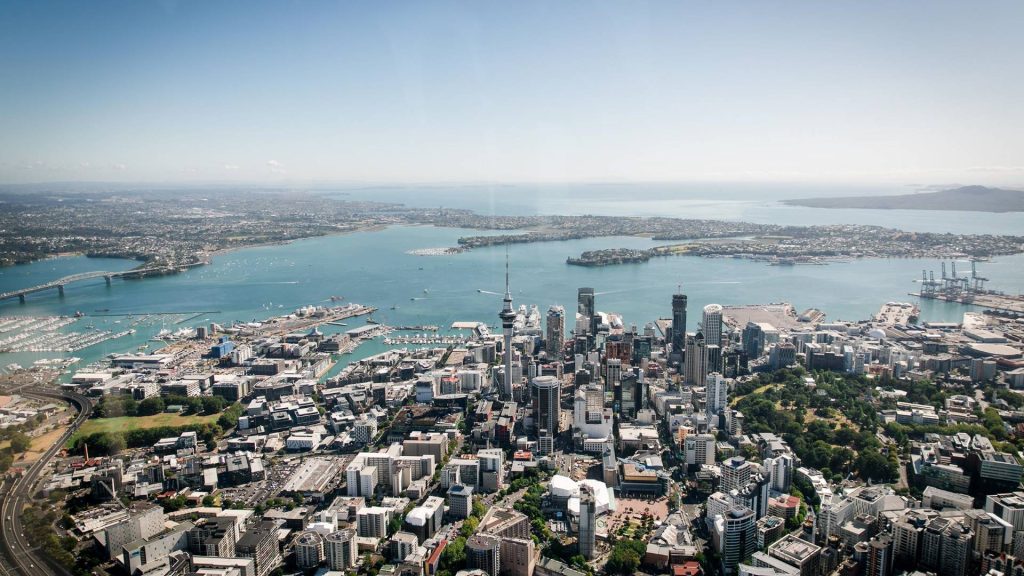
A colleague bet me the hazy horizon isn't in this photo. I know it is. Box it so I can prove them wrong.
[2,1,1023,187]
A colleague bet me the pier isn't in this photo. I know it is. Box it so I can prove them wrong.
[392,325,440,332]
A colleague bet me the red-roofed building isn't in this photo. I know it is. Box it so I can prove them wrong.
[426,539,446,576]
[768,494,801,519]
[672,561,703,576]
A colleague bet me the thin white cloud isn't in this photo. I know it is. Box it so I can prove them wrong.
[965,166,1024,173]
[266,160,282,167]
[223,164,239,171]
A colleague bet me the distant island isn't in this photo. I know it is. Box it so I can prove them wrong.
[783,185,1024,213]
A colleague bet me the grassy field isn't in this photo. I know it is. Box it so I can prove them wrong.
[71,413,220,442]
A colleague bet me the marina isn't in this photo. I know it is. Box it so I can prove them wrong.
[0,315,138,353]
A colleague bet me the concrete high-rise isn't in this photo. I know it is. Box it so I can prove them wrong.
[671,292,687,356]
[466,534,502,576]
[706,372,729,423]
[578,484,597,559]
[499,260,517,400]
[684,332,707,386]
[685,433,716,467]
[294,531,324,570]
[722,456,755,493]
[546,305,565,358]
[766,453,795,494]
[325,528,357,570]
[703,303,724,348]
[605,358,622,393]
[867,532,894,576]
[532,375,561,442]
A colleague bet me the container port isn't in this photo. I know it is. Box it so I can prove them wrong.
[911,260,1024,314]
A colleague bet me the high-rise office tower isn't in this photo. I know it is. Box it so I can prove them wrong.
[499,260,517,400]
[742,322,765,358]
[672,292,687,355]
[706,372,729,422]
[545,305,565,358]
[532,375,561,439]
[605,358,622,393]
[578,484,597,559]
[703,303,723,347]
[578,287,596,335]
[720,507,756,574]
[706,344,723,375]
[684,332,707,386]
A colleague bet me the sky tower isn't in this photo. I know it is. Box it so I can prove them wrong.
[499,254,516,399]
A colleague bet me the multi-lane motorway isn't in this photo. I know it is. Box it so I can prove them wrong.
[0,390,91,576]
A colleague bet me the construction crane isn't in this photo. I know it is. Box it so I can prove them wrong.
[972,260,989,292]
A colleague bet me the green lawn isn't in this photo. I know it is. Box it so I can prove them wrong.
[71,412,220,442]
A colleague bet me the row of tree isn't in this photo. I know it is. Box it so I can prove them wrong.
[68,421,222,456]
[95,394,229,418]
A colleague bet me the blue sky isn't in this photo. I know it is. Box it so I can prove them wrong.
[1,1,1022,186]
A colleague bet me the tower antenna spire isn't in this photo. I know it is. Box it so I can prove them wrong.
[499,246,516,400]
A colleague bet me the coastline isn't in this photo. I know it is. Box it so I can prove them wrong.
[205,224,390,259]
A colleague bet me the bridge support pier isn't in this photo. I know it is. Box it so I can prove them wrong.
[57,285,64,297]
[18,294,25,304]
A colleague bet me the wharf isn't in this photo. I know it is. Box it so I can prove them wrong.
[873,302,920,326]
[89,310,221,317]
[259,304,376,337]
[911,292,1024,314]
[722,303,804,331]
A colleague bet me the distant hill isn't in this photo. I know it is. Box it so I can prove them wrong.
[783,185,1024,213]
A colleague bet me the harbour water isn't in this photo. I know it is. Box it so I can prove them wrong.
[1,191,1022,373]
[334,183,1024,235]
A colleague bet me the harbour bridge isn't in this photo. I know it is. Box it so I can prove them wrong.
[0,267,169,303]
